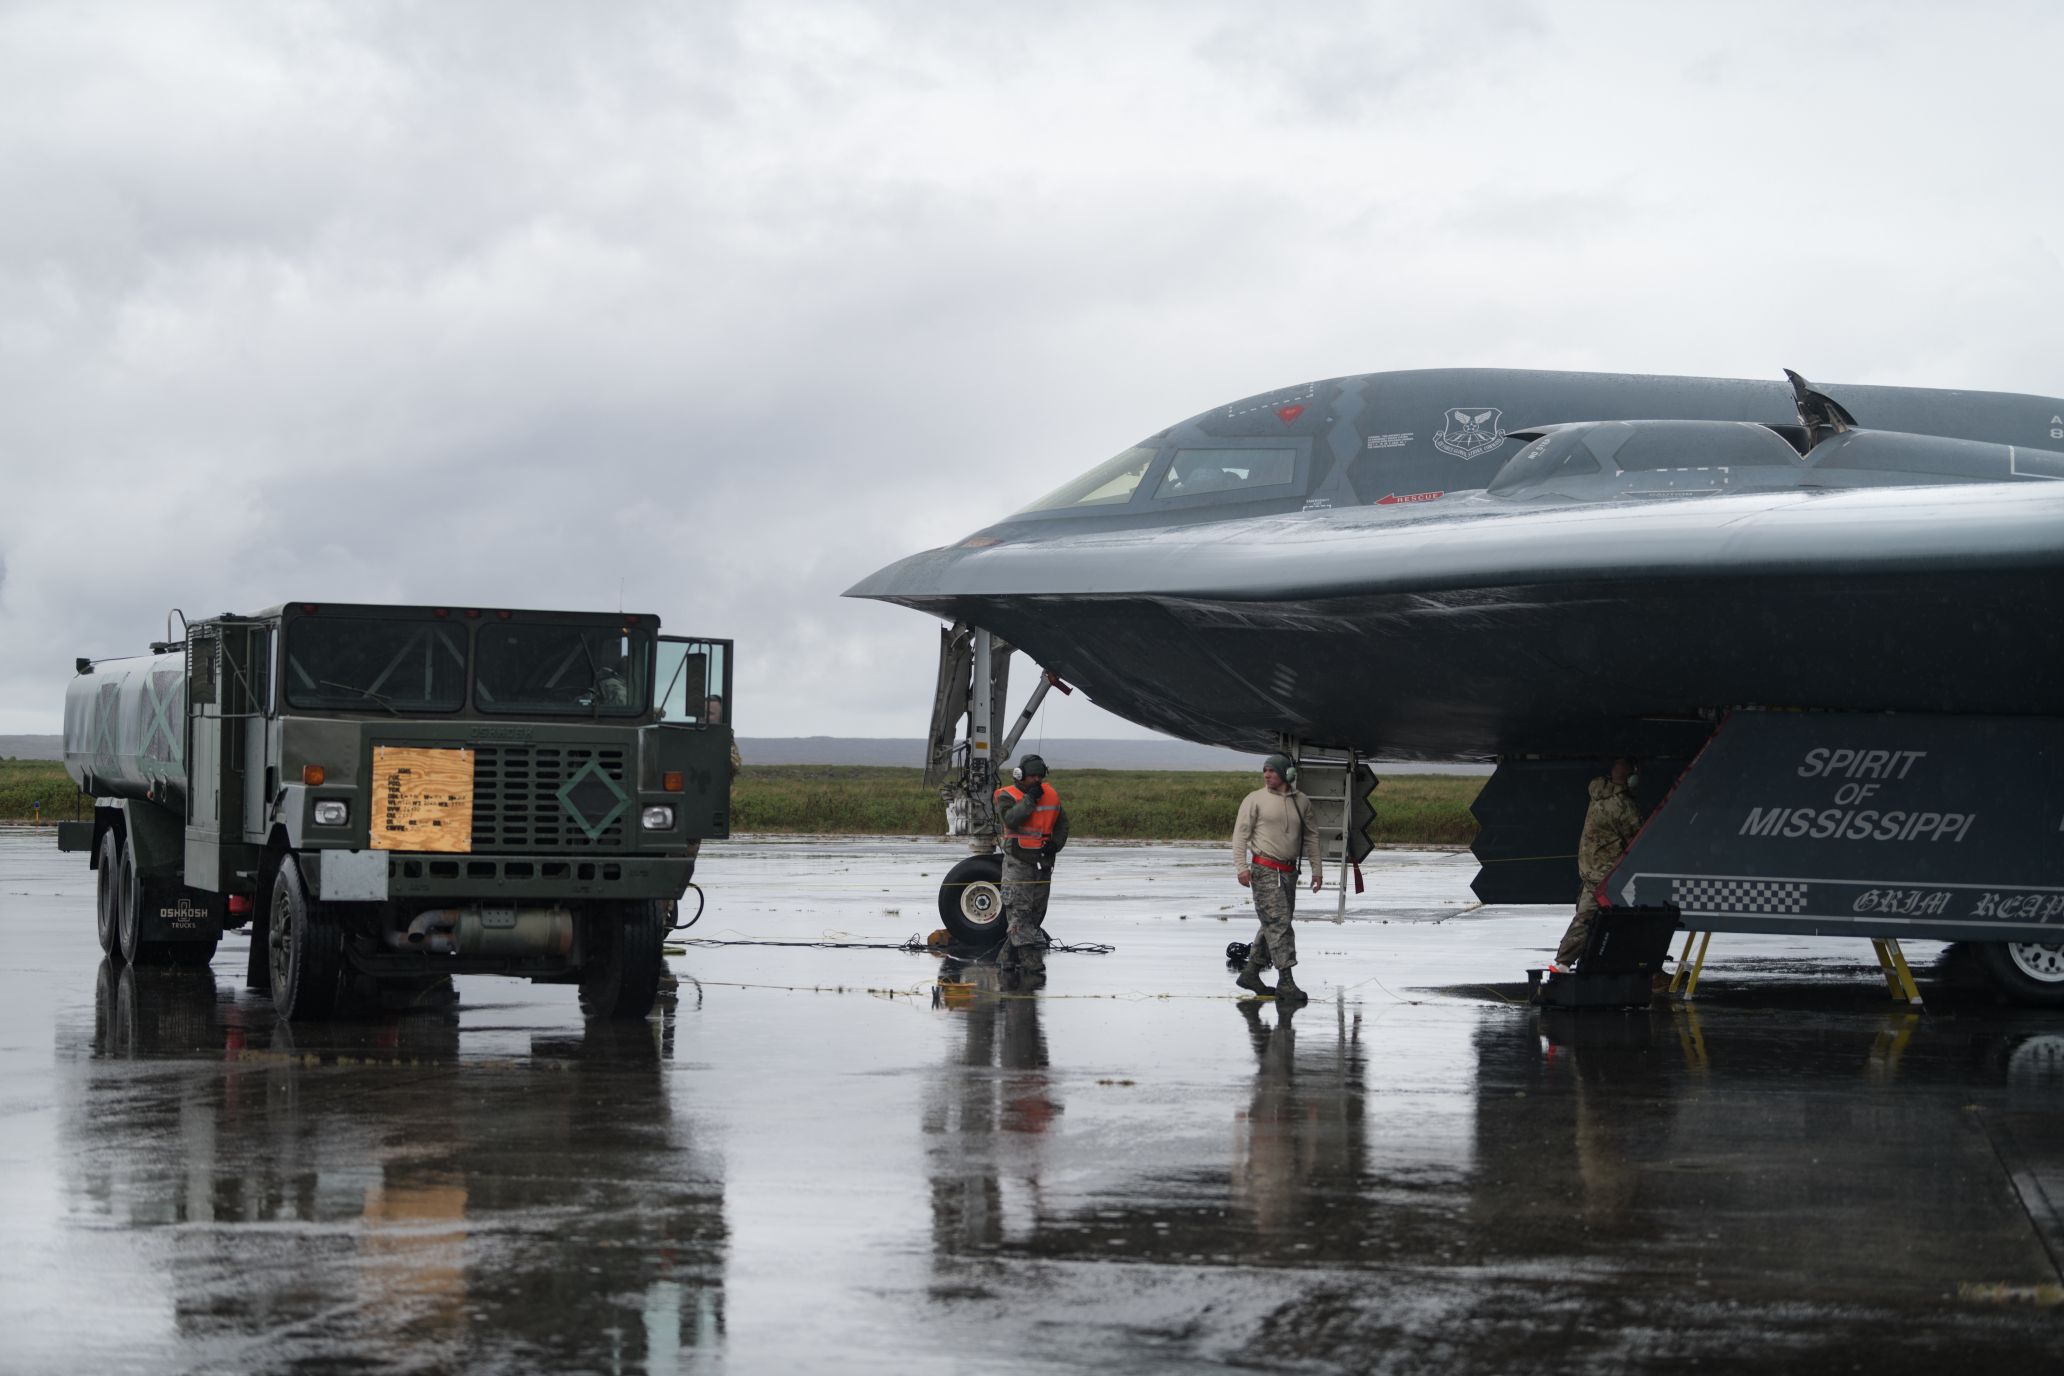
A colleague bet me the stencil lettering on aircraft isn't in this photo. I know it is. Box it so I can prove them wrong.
[1740,745,1975,843]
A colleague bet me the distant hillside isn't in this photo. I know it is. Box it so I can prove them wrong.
[1,736,62,762]
[1,733,1489,774]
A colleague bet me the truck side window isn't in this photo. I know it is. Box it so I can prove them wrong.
[656,639,729,724]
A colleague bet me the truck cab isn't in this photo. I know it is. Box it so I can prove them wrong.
[61,602,734,1022]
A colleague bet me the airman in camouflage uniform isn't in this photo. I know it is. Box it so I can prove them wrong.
[1553,758,1644,968]
[1232,755,1325,1004]
[995,755,1068,987]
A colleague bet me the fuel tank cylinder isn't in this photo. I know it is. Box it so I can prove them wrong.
[63,652,189,805]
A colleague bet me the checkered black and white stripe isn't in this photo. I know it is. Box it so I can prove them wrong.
[1670,878,1808,915]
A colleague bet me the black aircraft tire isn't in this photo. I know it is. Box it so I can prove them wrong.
[938,854,1007,947]
[578,900,665,1021]
[267,858,345,1022]
[1978,941,2064,1008]
[96,829,127,963]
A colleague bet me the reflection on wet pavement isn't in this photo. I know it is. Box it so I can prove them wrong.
[2,832,2060,1372]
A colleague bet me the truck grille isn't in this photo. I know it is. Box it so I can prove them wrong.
[470,745,631,852]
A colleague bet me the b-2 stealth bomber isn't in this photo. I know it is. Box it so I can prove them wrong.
[850,367,2064,1003]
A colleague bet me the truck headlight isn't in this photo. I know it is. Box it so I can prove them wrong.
[641,806,675,830]
[314,800,350,826]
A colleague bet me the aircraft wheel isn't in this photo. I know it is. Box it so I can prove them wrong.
[578,900,665,1020]
[96,829,127,963]
[938,855,1006,947]
[1979,940,2064,1007]
[267,857,345,1021]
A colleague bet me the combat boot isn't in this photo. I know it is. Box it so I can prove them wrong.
[1234,964,1275,998]
[1275,969,1309,1005]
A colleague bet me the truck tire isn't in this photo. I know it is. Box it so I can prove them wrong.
[937,854,1006,947]
[1979,941,2064,1007]
[267,857,345,1021]
[115,835,154,965]
[117,841,214,968]
[577,900,664,1020]
[96,829,127,963]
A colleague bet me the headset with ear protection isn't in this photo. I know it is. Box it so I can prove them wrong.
[1011,765,1023,781]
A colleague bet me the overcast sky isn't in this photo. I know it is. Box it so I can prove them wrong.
[2,0,2059,739]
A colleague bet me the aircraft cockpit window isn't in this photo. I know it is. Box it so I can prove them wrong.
[1153,448,1298,500]
[1487,433,1607,494]
[1014,447,1159,513]
[1610,421,1803,471]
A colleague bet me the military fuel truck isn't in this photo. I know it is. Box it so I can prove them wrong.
[57,602,734,1021]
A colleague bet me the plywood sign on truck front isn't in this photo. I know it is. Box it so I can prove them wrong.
[369,746,474,853]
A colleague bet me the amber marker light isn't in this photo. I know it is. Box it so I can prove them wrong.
[303,765,326,786]
[662,771,684,792]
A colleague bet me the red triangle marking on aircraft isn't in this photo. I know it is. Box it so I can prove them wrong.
[1276,404,1305,424]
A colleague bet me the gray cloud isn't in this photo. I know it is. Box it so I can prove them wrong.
[3,0,2061,741]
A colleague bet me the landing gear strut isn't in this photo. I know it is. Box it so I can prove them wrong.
[925,624,1069,947]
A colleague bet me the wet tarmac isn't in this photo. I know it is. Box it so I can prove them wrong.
[1,829,2060,1373]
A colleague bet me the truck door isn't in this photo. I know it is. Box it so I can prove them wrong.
[184,617,270,890]
[655,637,736,839]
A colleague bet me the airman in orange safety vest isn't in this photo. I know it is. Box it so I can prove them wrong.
[993,753,1070,987]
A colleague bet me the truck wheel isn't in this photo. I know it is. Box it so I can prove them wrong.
[267,858,345,1021]
[96,830,127,963]
[115,836,158,966]
[1979,941,2064,1007]
[118,843,200,968]
[577,900,664,1020]
[938,854,1007,947]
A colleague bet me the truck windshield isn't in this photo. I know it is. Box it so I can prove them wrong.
[475,623,651,716]
[283,618,467,713]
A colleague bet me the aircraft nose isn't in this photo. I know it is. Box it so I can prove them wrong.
[844,545,961,604]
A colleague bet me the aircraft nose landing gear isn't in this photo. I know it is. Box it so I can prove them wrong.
[926,624,1070,951]
[938,854,1006,946]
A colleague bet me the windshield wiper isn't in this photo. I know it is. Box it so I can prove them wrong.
[574,636,607,718]
[319,680,401,716]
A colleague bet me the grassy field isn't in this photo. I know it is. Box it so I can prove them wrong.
[1,759,1483,845]
[733,766,1480,844]
[0,759,79,823]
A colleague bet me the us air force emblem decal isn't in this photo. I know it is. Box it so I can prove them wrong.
[1432,407,1507,459]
